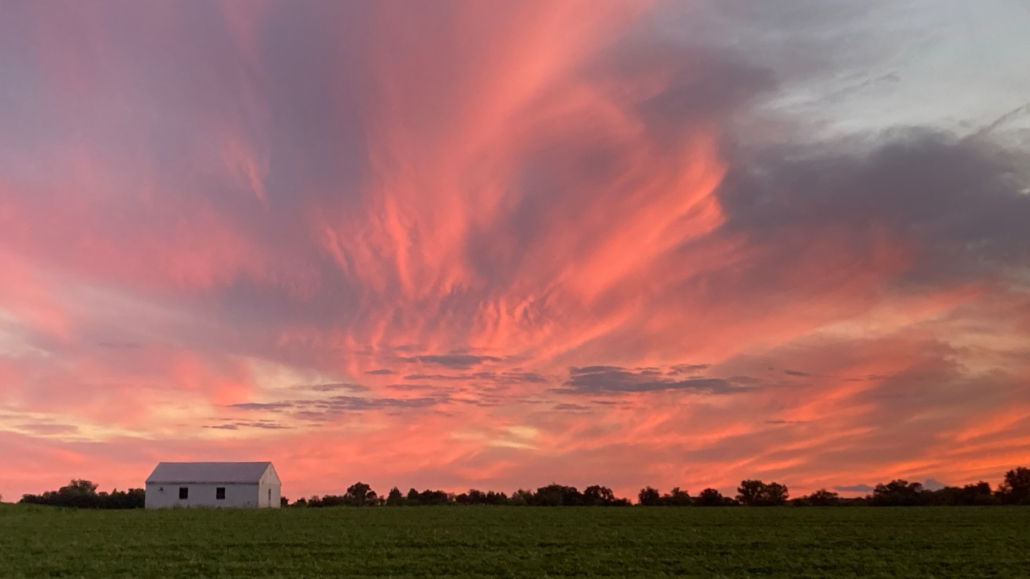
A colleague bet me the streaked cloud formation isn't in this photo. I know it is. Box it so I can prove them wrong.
[1,0,1028,499]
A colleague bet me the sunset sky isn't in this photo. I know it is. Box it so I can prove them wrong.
[1,0,1029,501]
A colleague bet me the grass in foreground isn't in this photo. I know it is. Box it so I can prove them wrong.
[1,506,1028,578]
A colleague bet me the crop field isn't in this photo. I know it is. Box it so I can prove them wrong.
[1,504,1028,578]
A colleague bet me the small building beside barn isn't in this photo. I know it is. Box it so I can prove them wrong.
[145,462,281,509]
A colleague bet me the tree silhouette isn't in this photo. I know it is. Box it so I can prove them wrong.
[510,489,533,506]
[637,486,661,506]
[583,485,614,506]
[662,487,692,506]
[66,480,99,494]
[764,482,789,506]
[736,480,765,506]
[386,487,405,506]
[999,467,1030,504]
[416,489,451,505]
[534,484,583,506]
[872,480,923,506]
[483,491,509,505]
[806,489,840,506]
[695,488,727,506]
[959,482,997,506]
[737,480,789,506]
[344,482,378,506]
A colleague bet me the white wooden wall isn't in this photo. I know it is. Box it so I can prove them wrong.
[145,483,260,509]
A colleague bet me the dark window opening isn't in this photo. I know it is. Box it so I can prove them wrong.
[216,487,226,500]
[268,489,272,504]
[179,487,188,500]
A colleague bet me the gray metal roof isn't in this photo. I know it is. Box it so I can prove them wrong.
[145,462,276,484]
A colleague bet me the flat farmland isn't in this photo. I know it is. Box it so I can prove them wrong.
[1,504,1028,578]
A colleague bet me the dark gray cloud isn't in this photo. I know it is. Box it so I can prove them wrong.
[716,131,1030,288]
[403,374,472,381]
[229,402,294,412]
[452,398,500,408]
[364,369,395,375]
[570,366,626,375]
[555,366,744,395]
[553,403,591,412]
[312,396,439,411]
[410,355,502,368]
[203,421,292,430]
[230,395,444,423]
[304,383,368,393]
[669,364,710,374]
[403,371,546,384]
[291,395,442,422]
[784,370,810,377]
[834,484,874,492]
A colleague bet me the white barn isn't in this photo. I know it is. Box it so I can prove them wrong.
[145,462,281,509]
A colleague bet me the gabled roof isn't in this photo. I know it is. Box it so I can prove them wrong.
[146,462,277,484]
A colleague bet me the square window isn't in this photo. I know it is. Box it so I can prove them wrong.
[179,487,188,500]
[216,487,226,500]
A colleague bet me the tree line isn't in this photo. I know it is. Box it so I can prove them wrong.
[292,468,1029,508]
[14,467,1030,509]
[297,483,634,507]
[19,479,145,509]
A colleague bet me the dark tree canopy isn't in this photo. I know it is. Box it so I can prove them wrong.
[736,480,789,506]
[999,467,1030,504]
[386,487,405,506]
[344,482,378,506]
[20,480,144,509]
[799,489,840,507]
[872,480,924,506]
[695,488,729,507]
[637,487,661,506]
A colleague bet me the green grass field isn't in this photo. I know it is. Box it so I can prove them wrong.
[1,504,1028,578]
